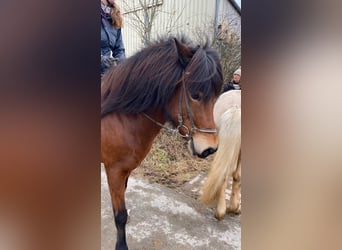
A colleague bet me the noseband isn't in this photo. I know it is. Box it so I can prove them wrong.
[143,72,217,141]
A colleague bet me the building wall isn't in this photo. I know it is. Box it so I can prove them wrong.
[218,0,241,37]
[116,0,239,56]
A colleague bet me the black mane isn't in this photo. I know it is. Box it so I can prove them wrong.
[101,35,223,117]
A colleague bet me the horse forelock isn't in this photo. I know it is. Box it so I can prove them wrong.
[101,36,223,117]
[185,47,223,101]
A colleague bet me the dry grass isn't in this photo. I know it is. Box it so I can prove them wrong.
[132,130,214,189]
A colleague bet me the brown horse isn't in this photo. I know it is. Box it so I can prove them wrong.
[101,36,223,250]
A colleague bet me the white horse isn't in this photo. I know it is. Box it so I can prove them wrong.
[200,90,241,220]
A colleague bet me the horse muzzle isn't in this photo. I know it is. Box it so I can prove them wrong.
[197,147,217,158]
[188,135,218,159]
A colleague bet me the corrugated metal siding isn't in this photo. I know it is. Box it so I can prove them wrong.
[219,0,241,37]
[116,0,222,56]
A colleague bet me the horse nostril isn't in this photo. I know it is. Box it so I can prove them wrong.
[199,147,217,158]
[209,147,217,154]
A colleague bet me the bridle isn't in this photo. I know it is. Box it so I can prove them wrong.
[143,71,217,142]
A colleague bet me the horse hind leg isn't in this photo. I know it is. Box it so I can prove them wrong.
[227,153,241,214]
[105,166,130,250]
[215,175,229,220]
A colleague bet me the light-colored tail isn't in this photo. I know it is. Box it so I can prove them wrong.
[200,106,241,207]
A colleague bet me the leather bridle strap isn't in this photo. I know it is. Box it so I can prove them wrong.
[143,71,217,139]
[181,72,217,135]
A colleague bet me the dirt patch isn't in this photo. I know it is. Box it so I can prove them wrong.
[131,130,214,199]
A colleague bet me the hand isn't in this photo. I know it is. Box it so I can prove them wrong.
[101,55,116,69]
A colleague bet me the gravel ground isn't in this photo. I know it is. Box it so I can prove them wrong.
[101,166,241,250]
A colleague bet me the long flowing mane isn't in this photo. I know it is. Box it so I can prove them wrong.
[101,36,223,117]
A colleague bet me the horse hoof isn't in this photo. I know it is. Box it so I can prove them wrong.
[214,212,225,221]
[227,206,241,215]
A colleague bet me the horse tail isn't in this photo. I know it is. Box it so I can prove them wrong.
[200,106,241,207]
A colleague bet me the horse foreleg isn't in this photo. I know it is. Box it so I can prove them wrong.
[227,155,241,214]
[105,167,130,250]
[215,175,229,220]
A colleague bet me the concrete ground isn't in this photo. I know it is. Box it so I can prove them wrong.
[101,167,241,250]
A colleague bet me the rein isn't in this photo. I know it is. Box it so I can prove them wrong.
[143,72,217,140]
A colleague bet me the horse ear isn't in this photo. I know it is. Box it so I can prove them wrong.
[174,38,193,67]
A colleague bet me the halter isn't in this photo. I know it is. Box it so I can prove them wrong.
[143,71,217,141]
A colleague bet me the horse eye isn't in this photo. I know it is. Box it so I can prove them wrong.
[191,93,201,100]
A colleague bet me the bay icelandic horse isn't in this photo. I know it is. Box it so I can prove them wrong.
[101,36,223,250]
[200,90,241,220]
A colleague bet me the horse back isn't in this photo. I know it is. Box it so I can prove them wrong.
[214,90,241,128]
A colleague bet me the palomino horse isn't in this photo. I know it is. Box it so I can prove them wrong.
[200,90,241,220]
[101,36,223,250]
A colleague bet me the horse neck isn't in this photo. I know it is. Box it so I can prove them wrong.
[101,111,166,167]
[125,111,166,150]
[137,111,165,136]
